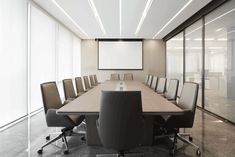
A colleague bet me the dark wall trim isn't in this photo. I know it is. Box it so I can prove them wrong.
[163,0,229,41]
[183,30,186,83]
[96,38,143,42]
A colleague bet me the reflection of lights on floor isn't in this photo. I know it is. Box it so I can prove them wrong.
[213,120,223,123]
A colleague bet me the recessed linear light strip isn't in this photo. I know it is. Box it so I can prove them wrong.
[51,0,89,38]
[88,0,106,35]
[119,0,122,36]
[135,0,153,35]
[153,0,193,39]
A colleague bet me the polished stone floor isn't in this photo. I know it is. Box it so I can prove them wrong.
[0,109,235,157]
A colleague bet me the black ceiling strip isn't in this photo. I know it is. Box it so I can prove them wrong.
[163,0,230,41]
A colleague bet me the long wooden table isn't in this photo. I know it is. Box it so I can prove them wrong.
[57,81,183,145]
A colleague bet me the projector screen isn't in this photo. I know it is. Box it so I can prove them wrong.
[98,41,143,70]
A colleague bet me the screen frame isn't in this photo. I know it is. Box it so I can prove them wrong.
[97,39,144,70]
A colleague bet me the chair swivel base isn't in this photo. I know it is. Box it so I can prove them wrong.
[170,132,201,157]
[37,129,70,155]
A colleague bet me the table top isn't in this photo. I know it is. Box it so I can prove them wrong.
[57,81,183,115]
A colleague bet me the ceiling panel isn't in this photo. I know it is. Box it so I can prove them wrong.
[56,0,103,38]
[122,0,147,38]
[93,0,119,38]
[138,0,188,38]
[33,0,212,39]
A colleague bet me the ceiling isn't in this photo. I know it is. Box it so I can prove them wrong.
[33,0,212,39]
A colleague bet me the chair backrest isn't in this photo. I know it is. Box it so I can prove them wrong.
[145,75,149,85]
[89,75,95,86]
[63,79,77,100]
[151,76,158,90]
[147,75,153,87]
[83,76,91,90]
[177,82,199,127]
[75,77,85,93]
[93,74,98,85]
[110,73,120,80]
[165,79,179,100]
[40,82,63,114]
[123,73,133,80]
[98,91,143,151]
[156,78,167,93]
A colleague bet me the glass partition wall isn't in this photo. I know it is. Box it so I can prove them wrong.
[166,0,235,123]
[205,0,235,122]
[185,20,203,107]
[166,33,184,95]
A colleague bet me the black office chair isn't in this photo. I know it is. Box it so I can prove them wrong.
[97,91,144,157]
[38,82,85,154]
[63,79,78,101]
[164,82,201,156]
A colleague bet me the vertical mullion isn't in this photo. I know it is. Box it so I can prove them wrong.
[202,17,205,109]
[183,30,186,83]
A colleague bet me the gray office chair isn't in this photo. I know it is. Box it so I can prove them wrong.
[83,76,91,90]
[144,75,149,85]
[97,91,144,157]
[62,79,78,101]
[164,79,179,101]
[38,82,85,154]
[110,73,120,80]
[147,75,153,87]
[89,75,96,87]
[164,82,201,156]
[123,73,133,80]
[156,78,167,94]
[75,77,87,96]
[151,76,158,90]
[93,74,100,85]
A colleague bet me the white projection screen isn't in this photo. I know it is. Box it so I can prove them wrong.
[98,41,143,70]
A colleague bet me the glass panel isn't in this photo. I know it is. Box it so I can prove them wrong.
[185,20,203,106]
[0,0,28,127]
[30,6,56,112]
[166,33,184,95]
[205,0,235,122]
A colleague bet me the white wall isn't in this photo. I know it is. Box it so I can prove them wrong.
[81,40,166,82]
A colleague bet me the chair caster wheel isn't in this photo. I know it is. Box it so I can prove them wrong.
[37,149,43,154]
[196,149,201,156]
[46,135,50,141]
[81,136,86,141]
[189,136,193,142]
[64,150,69,154]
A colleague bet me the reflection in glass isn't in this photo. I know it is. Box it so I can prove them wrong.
[205,0,235,122]
[166,33,184,95]
[185,20,203,106]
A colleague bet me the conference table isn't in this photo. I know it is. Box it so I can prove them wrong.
[57,80,183,145]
